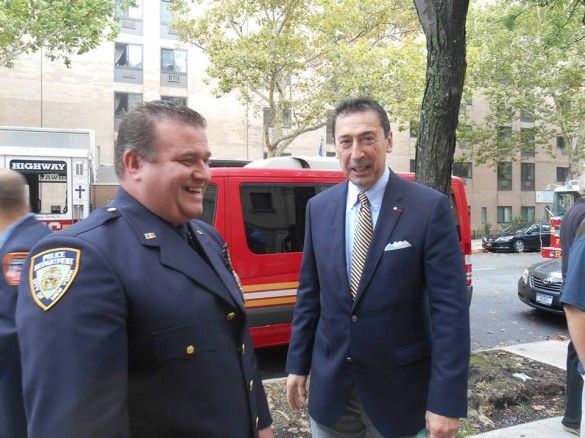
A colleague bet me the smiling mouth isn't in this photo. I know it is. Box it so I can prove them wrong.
[183,186,204,196]
[351,164,371,173]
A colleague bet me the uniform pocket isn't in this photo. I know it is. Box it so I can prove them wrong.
[151,319,218,364]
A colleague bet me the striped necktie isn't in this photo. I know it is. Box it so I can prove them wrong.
[350,192,373,299]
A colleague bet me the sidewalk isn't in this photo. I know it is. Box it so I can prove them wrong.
[470,340,572,437]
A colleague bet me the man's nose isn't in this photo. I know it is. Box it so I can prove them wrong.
[349,141,364,159]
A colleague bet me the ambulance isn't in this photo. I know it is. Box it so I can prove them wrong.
[0,126,94,231]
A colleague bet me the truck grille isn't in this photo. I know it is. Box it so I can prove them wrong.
[530,276,562,293]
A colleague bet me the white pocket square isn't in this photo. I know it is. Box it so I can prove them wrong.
[384,241,412,251]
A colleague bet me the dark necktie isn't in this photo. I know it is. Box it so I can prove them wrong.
[350,192,373,300]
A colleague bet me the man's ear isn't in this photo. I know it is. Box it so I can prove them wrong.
[386,131,393,154]
[122,150,144,181]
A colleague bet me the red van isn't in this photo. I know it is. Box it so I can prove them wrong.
[201,157,472,348]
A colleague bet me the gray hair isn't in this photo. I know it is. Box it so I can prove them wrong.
[0,169,27,211]
[114,100,207,178]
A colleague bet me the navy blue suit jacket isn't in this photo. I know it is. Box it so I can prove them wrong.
[0,215,50,438]
[16,189,271,437]
[286,170,470,437]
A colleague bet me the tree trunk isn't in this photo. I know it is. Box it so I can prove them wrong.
[413,0,469,196]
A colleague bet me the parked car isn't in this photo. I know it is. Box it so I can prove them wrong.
[482,223,551,253]
[517,258,563,314]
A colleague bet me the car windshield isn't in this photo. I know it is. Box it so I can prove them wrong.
[502,223,528,234]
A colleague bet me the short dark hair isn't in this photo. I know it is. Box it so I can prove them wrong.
[115,100,207,178]
[331,97,391,139]
[0,169,27,211]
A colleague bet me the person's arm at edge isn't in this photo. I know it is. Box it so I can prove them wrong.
[423,194,470,436]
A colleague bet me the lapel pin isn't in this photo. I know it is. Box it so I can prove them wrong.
[144,232,156,239]
[393,206,403,213]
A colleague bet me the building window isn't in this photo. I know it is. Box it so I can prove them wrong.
[481,207,487,225]
[409,120,419,138]
[75,162,84,176]
[497,126,512,146]
[161,0,178,39]
[160,49,187,88]
[114,43,143,84]
[557,136,567,156]
[521,163,535,191]
[521,206,535,222]
[520,128,535,157]
[452,162,472,179]
[520,109,534,123]
[114,92,143,131]
[263,107,292,129]
[409,159,416,173]
[497,162,512,191]
[557,167,569,182]
[118,0,143,35]
[161,96,187,106]
[497,206,512,223]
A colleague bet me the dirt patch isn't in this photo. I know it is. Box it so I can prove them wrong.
[264,349,566,437]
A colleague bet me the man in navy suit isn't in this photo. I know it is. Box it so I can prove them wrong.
[16,101,273,437]
[286,98,470,438]
[0,169,50,438]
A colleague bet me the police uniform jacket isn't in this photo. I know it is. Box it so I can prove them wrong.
[16,189,271,438]
[0,214,50,438]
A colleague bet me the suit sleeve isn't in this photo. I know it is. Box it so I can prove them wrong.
[423,195,470,418]
[286,200,321,375]
[16,236,130,438]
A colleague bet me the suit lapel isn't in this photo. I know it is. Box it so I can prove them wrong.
[331,182,351,293]
[112,191,238,308]
[189,223,245,310]
[353,170,405,305]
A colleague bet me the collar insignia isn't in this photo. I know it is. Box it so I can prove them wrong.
[2,252,28,286]
[29,248,80,311]
[144,232,156,239]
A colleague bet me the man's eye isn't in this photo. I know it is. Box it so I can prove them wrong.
[363,137,375,144]
[339,139,351,148]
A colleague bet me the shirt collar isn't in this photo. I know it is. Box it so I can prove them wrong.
[347,167,389,210]
[0,213,35,249]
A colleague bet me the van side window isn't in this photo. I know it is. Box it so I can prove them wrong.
[199,184,217,225]
[241,184,333,254]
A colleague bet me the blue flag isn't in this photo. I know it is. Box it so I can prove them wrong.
[318,139,324,156]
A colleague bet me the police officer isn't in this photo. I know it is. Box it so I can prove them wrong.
[16,101,273,437]
[0,169,50,438]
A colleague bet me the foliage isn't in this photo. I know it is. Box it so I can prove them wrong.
[0,0,134,68]
[171,0,423,156]
[463,0,585,175]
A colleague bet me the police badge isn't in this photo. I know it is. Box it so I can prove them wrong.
[29,248,80,311]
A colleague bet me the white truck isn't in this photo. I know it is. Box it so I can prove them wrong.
[0,126,95,231]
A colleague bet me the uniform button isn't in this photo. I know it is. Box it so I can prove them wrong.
[226,312,236,320]
[185,345,196,355]
[351,315,358,323]
[241,343,246,354]
[346,356,352,363]
[249,379,254,391]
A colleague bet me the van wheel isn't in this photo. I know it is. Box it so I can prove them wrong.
[513,240,525,253]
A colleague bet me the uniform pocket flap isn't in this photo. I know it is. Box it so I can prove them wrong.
[393,338,432,366]
[152,319,217,363]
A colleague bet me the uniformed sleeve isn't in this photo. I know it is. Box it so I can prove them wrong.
[423,194,470,418]
[15,236,130,438]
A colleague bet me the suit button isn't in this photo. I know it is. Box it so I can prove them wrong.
[346,357,352,363]
[226,312,236,320]
[351,315,358,322]
[249,379,254,391]
[185,345,196,355]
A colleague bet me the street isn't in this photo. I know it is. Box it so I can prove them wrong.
[257,251,568,378]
